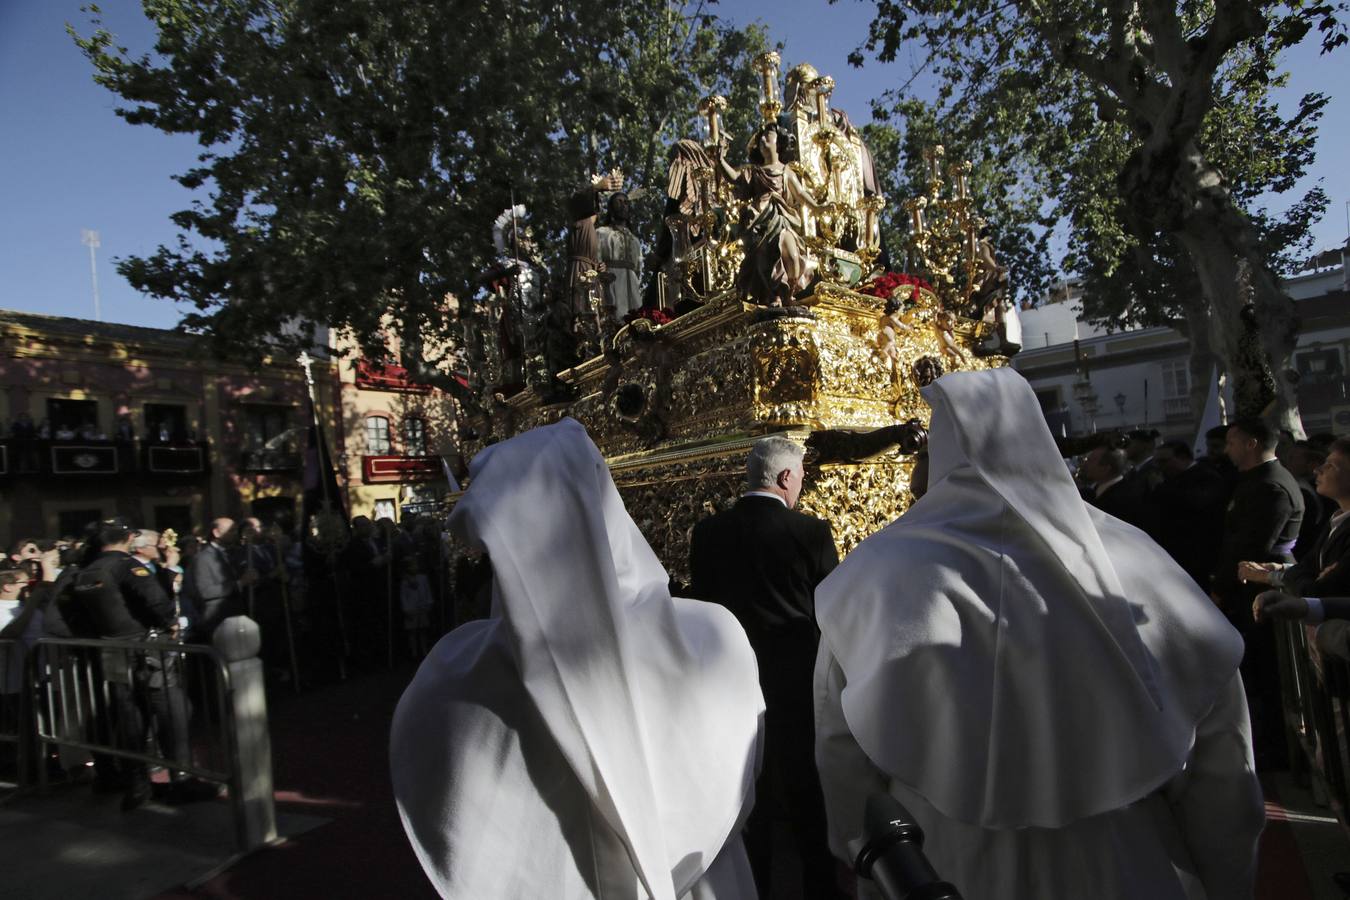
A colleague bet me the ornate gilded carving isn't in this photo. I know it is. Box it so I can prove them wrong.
[446,59,1017,578]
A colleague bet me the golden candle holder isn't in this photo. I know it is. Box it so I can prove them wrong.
[904,196,928,235]
[752,51,782,121]
[697,94,728,148]
[812,75,835,125]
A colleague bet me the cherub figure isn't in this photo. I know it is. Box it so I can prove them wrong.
[934,309,968,365]
[875,296,914,375]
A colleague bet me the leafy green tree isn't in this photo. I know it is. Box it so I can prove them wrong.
[72,0,769,393]
[856,0,1345,431]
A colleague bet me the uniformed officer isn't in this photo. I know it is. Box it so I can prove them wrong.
[66,519,183,810]
[68,520,176,641]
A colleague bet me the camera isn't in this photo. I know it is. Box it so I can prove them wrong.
[854,792,962,900]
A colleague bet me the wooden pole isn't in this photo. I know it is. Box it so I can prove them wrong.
[273,536,301,694]
[386,545,395,670]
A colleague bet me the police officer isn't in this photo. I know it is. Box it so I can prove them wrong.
[68,520,176,641]
[66,519,182,810]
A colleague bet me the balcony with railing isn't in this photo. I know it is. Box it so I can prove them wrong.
[354,358,434,394]
[0,438,211,479]
[361,454,441,484]
[238,448,301,473]
[1163,396,1193,420]
[141,441,209,475]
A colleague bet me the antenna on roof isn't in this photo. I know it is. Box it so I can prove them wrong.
[81,229,101,321]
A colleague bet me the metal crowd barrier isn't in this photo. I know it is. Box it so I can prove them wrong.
[29,636,255,851]
[0,638,33,791]
[1275,620,1350,833]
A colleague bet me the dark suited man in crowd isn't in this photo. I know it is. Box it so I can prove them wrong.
[187,518,255,641]
[1239,437,1350,601]
[1199,424,1239,494]
[1150,440,1229,587]
[1287,442,1338,560]
[343,516,392,668]
[1212,416,1304,768]
[689,436,843,900]
[1124,428,1163,491]
[129,530,180,612]
[1081,443,1153,530]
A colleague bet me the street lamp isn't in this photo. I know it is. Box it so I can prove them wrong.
[81,229,101,321]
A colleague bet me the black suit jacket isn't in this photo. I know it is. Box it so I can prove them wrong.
[1283,515,1350,597]
[688,495,838,642]
[1212,459,1305,601]
[1150,463,1229,586]
[1089,476,1154,532]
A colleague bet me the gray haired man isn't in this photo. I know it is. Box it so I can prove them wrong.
[689,435,844,899]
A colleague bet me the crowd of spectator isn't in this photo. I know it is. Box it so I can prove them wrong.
[0,509,460,808]
[1076,419,1350,769]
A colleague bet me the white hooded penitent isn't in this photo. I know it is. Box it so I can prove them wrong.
[391,418,764,900]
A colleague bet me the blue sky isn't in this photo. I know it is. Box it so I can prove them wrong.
[1,0,1345,329]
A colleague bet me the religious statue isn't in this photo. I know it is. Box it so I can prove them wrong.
[716,121,823,306]
[567,171,624,351]
[645,139,717,311]
[875,296,914,376]
[596,192,644,321]
[971,226,1022,356]
[933,309,968,365]
[483,204,550,386]
[784,64,881,200]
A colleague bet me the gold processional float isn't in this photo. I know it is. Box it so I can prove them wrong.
[454,54,1020,583]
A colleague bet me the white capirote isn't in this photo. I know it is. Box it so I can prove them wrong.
[814,367,1262,899]
[391,418,764,900]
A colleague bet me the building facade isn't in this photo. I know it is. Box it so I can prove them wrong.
[0,310,340,545]
[1013,252,1350,441]
[330,332,463,522]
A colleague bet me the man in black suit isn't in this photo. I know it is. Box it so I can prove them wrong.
[1198,424,1240,496]
[1240,437,1350,600]
[1212,416,1304,768]
[1213,418,1306,607]
[1081,444,1154,530]
[689,435,842,900]
[1150,440,1229,587]
[1125,428,1163,491]
[1287,442,1338,560]
[185,518,255,641]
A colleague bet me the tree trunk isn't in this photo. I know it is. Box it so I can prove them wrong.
[1168,142,1304,436]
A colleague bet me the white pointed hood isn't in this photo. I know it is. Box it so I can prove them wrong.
[815,367,1243,828]
[392,418,763,898]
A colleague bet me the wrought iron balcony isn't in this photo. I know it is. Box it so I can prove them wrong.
[239,448,301,472]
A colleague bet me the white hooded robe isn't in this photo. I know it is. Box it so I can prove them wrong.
[391,419,764,900]
[814,368,1264,900]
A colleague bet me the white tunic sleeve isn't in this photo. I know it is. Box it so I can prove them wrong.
[814,641,889,868]
[1163,673,1265,900]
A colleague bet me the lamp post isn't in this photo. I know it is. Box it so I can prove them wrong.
[81,229,101,321]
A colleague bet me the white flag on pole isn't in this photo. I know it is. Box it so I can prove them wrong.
[1193,366,1222,458]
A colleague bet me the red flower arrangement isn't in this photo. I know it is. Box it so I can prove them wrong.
[623,306,674,326]
[858,271,933,302]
